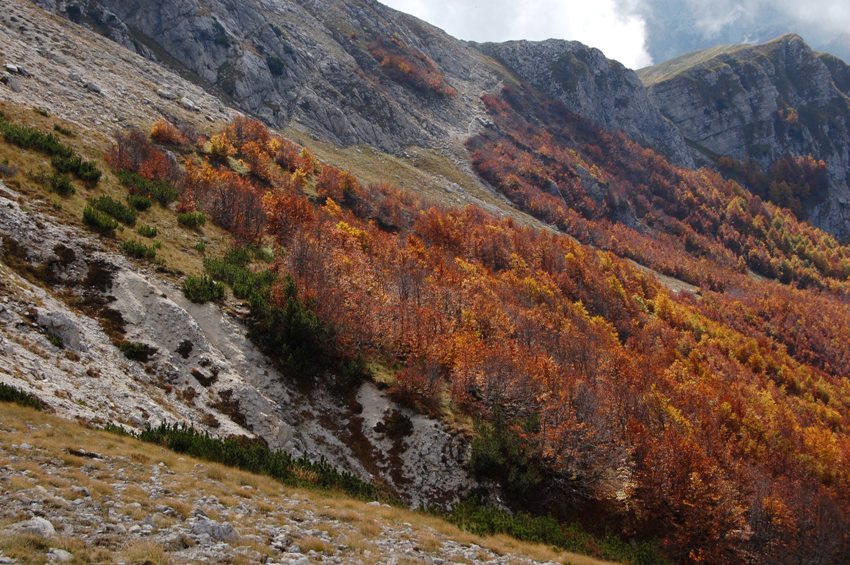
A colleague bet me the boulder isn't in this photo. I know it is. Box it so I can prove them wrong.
[7,517,56,537]
[180,97,199,112]
[190,516,239,542]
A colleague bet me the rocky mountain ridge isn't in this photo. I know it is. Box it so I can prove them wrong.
[36,0,850,240]
[33,0,697,166]
[640,34,850,240]
[479,39,694,167]
[33,0,502,154]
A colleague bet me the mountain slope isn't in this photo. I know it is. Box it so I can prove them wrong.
[33,0,502,154]
[479,39,693,167]
[640,34,850,240]
[4,1,850,564]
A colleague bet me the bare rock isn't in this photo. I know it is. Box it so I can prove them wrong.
[190,516,239,542]
[7,517,56,537]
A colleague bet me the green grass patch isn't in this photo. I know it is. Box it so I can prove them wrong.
[182,275,225,304]
[90,196,137,226]
[0,382,43,410]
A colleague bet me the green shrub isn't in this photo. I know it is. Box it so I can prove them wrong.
[0,382,43,410]
[204,247,275,303]
[137,224,157,238]
[0,116,99,184]
[1,122,72,157]
[127,193,152,211]
[46,172,74,196]
[194,241,207,253]
[118,340,157,362]
[446,498,667,565]
[51,154,102,184]
[83,205,119,235]
[116,170,178,206]
[205,248,334,378]
[122,423,389,502]
[470,415,541,498]
[90,196,137,226]
[267,55,285,77]
[46,333,64,348]
[182,275,225,303]
[121,239,156,260]
[177,211,206,230]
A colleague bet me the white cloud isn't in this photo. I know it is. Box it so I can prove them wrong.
[380,0,653,69]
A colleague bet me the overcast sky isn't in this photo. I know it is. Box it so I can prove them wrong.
[381,0,653,68]
[380,0,850,69]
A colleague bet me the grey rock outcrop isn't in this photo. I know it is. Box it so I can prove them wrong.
[33,0,502,154]
[0,180,475,508]
[7,517,56,538]
[190,515,239,543]
[481,39,694,167]
[640,34,850,240]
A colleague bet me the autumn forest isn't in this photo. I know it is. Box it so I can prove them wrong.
[107,83,850,563]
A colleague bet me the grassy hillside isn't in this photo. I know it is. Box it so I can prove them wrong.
[0,400,616,564]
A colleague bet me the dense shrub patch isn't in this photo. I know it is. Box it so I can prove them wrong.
[118,340,157,362]
[116,170,179,207]
[90,196,137,226]
[126,193,152,211]
[51,154,102,184]
[177,211,206,229]
[136,224,157,238]
[0,115,73,157]
[447,498,666,565]
[0,114,101,184]
[82,205,119,235]
[121,239,157,260]
[0,382,43,410]
[47,173,76,196]
[182,275,225,303]
[368,36,457,97]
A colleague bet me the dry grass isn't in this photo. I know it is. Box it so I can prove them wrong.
[0,403,621,564]
[297,536,334,555]
[119,540,172,565]
[283,125,548,230]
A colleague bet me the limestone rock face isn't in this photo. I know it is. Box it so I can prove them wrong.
[641,34,850,240]
[33,0,502,154]
[0,181,475,508]
[481,39,694,167]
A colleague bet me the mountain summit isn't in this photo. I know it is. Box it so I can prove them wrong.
[641,33,850,239]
